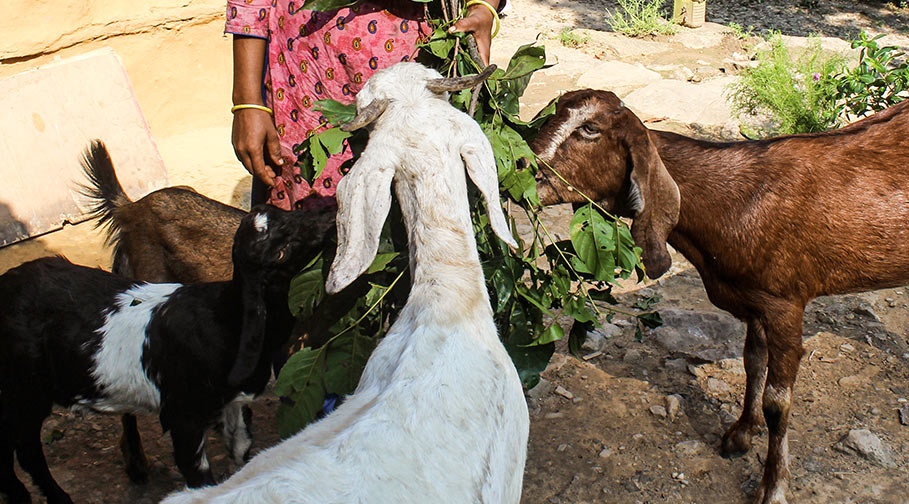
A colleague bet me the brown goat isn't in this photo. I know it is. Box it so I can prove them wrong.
[531,89,909,504]
[80,140,245,284]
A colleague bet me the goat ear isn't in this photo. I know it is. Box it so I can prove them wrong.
[461,140,518,249]
[624,122,680,279]
[325,156,396,294]
[227,274,267,387]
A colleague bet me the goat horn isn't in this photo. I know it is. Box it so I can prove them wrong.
[426,64,497,93]
[341,98,390,132]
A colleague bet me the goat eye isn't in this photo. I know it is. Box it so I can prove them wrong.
[578,124,601,139]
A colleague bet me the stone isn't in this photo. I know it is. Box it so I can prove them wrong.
[526,378,553,403]
[581,330,607,353]
[623,78,738,128]
[899,404,909,426]
[834,429,896,468]
[650,405,668,418]
[623,348,644,362]
[555,386,574,400]
[673,439,704,456]
[666,394,682,421]
[838,375,864,388]
[665,357,688,372]
[648,308,746,362]
[707,377,732,396]
[576,61,661,94]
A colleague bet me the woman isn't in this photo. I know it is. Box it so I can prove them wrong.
[225,0,504,209]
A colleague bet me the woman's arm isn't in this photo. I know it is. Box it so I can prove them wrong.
[231,35,284,187]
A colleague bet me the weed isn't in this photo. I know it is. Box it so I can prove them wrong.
[728,22,755,39]
[606,0,679,37]
[558,27,591,48]
[727,32,844,136]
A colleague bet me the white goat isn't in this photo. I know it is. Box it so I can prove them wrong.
[161,62,529,504]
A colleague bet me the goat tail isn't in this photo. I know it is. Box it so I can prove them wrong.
[78,140,131,243]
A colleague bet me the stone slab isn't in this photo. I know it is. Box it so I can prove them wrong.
[0,48,167,247]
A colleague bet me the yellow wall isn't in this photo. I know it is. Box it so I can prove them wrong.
[0,0,235,138]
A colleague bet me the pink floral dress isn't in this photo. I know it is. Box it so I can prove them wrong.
[225,0,429,209]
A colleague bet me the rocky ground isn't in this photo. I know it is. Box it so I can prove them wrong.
[3,0,909,503]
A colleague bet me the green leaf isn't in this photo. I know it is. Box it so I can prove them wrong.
[276,380,326,438]
[570,204,618,282]
[525,322,564,347]
[274,347,325,397]
[638,311,664,329]
[288,256,326,319]
[366,252,399,274]
[314,99,356,125]
[568,320,594,356]
[323,330,377,395]
[504,339,554,389]
[300,0,360,11]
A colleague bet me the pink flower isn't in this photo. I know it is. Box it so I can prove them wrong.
[812,72,821,81]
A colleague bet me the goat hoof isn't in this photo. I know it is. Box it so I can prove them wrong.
[721,421,759,457]
[125,463,150,484]
[753,482,788,504]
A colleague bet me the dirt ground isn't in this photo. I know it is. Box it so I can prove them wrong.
[2,0,909,503]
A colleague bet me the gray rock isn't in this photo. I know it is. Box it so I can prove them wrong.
[899,404,909,426]
[555,386,574,400]
[576,61,661,93]
[623,348,644,362]
[650,405,668,418]
[666,394,682,421]
[526,378,553,403]
[834,429,896,468]
[673,439,704,456]
[649,308,745,361]
[622,77,738,127]
[581,330,607,353]
[707,377,732,396]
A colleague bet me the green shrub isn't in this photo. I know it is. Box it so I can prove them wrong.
[727,32,844,136]
[607,0,679,37]
[833,32,908,121]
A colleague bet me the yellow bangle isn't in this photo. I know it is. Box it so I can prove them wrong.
[466,0,500,39]
[231,104,274,115]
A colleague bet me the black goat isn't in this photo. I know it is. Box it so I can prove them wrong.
[0,204,334,504]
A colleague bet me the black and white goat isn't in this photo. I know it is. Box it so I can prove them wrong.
[0,204,334,504]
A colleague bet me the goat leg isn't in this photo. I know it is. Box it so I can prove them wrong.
[753,307,804,504]
[13,407,72,504]
[119,413,150,483]
[170,423,216,488]
[0,411,31,504]
[722,318,768,456]
[220,402,254,466]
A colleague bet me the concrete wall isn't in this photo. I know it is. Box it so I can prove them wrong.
[0,0,234,139]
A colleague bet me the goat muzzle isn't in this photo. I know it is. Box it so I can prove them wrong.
[341,98,390,132]
[426,64,497,93]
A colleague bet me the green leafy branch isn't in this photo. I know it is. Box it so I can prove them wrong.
[276,0,659,434]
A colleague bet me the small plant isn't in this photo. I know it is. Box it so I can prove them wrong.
[727,22,755,39]
[727,32,844,136]
[607,0,679,37]
[558,27,590,48]
[832,32,908,121]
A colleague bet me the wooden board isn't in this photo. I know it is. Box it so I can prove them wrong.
[0,47,167,247]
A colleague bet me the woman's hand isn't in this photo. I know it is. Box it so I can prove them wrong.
[231,109,284,188]
[449,0,500,66]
